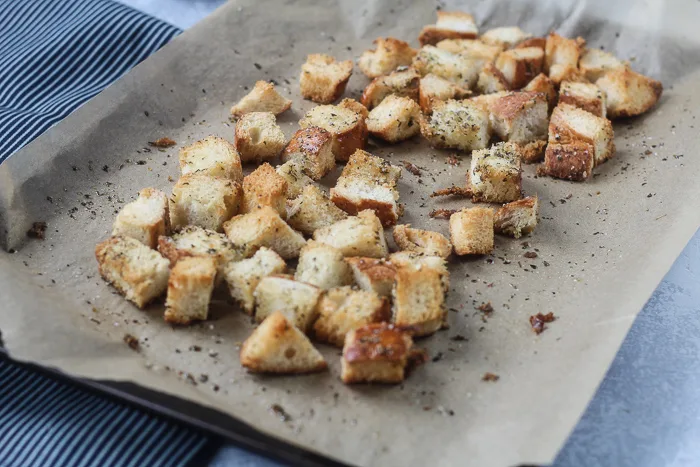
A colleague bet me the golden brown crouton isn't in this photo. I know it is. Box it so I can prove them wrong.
[494,196,539,238]
[281,127,335,180]
[476,62,511,94]
[230,81,292,118]
[169,174,241,232]
[338,98,369,120]
[223,247,286,315]
[390,251,450,295]
[579,48,625,82]
[559,81,607,118]
[241,163,288,218]
[514,37,546,50]
[299,104,367,162]
[413,45,482,89]
[469,142,522,203]
[330,149,402,226]
[418,11,478,46]
[495,47,544,89]
[361,67,420,110]
[480,27,532,49]
[341,323,416,383]
[223,206,306,259]
[595,66,663,119]
[113,188,170,249]
[523,73,557,110]
[179,136,243,182]
[548,103,615,166]
[345,257,396,297]
[420,99,490,151]
[490,91,548,144]
[95,236,170,308]
[436,38,502,62]
[275,160,314,199]
[254,276,322,333]
[300,54,353,104]
[358,38,417,78]
[392,224,452,258]
[541,141,595,181]
[164,256,216,325]
[418,73,471,114]
[295,241,353,290]
[314,286,391,347]
[544,32,585,84]
[286,185,348,236]
[240,311,327,374]
[313,210,389,258]
[366,95,421,143]
[450,207,495,255]
[392,263,445,336]
[234,112,286,162]
[518,140,548,164]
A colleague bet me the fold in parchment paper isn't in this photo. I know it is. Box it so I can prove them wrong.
[1,0,700,465]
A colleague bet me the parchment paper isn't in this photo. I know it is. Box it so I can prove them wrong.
[2,0,700,465]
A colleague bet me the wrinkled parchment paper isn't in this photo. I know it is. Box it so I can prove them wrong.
[2,0,700,465]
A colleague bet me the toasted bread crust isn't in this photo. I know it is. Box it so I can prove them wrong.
[164,256,216,325]
[300,54,353,104]
[549,103,615,166]
[358,37,417,78]
[450,207,495,255]
[230,81,292,117]
[281,126,335,180]
[392,224,452,258]
[494,196,539,238]
[518,140,548,164]
[523,73,557,110]
[542,141,595,181]
[299,105,367,162]
[495,47,544,89]
[361,67,420,110]
[595,66,663,118]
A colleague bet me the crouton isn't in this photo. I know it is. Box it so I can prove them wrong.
[390,251,450,294]
[490,91,548,144]
[314,287,390,347]
[230,81,292,118]
[469,142,522,203]
[300,54,353,104]
[449,207,495,255]
[361,67,420,110]
[169,174,241,232]
[275,160,314,200]
[476,62,510,94]
[241,163,288,218]
[281,127,335,180]
[436,39,502,62]
[541,141,595,181]
[595,66,663,118]
[358,38,417,78]
[330,149,402,226]
[392,263,446,336]
[164,256,216,325]
[345,257,396,297]
[494,196,539,238]
[519,140,548,164]
[393,224,452,258]
[299,104,367,162]
[341,323,415,383]
[495,47,544,89]
[179,136,243,182]
[234,112,286,162]
[113,188,170,249]
[420,99,490,151]
[544,33,585,82]
[418,73,471,113]
[366,95,421,143]
[254,276,322,333]
[223,247,286,315]
[468,90,510,114]
[579,48,625,83]
[223,206,306,259]
[413,45,482,89]
[286,185,348,236]
[523,73,557,110]
[95,236,170,308]
[313,210,389,258]
[514,37,546,50]
[240,311,327,374]
[559,81,607,118]
[548,103,615,166]
[549,64,587,85]
[338,98,369,120]
[480,27,532,49]
[295,241,353,290]
[418,11,478,46]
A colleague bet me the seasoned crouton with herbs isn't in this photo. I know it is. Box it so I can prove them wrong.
[164,256,216,325]
[413,45,482,89]
[275,160,314,200]
[300,54,353,104]
[392,262,446,336]
[179,136,243,182]
[469,142,523,203]
[313,210,389,258]
[476,62,510,94]
[295,241,353,290]
[418,73,471,114]
[234,112,286,162]
[241,163,288,218]
[230,80,292,118]
[541,141,595,181]
[449,207,495,255]
[548,103,615,166]
[544,32,585,84]
[113,188,170,249]
[559,81,607,118]
[494,196,539,238]
[436,38,502,62]
[420,99,491,151]
[523,73,557,110]
[595,66,662,118]
[223,206,306,259]
[254,275,322,333]
[495,47,544,89]
[345,257,396,298]
[169,174,241,232]
[358,37,417,78]
[361,67,420,110]
[281,126,335,180]
[418,11,478,46]
[223,247,286,315]
[287,185,348,236]
[299,104,367,162]
[489,91,548,144]
[366,95,422,143]
[393,224,452,258]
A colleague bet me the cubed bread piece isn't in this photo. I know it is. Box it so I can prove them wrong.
[366,95,421,143]
[179,136,243,182]
[490,91,548,144]
[241,163,288,217]
[330,149,402,226]
[392,264,446,336]
[469,142,522,203]
[495,47,544,89]
[223,247,286,315]
[548,103,615,166]
[314,286,391,347]
[240,311,327,374]
[234,112,286,162]
[299,104,367,162]
[476,62,510,94]
[523,73,557,110]
[595,66,663,119]
[541,141,595,181]
[436,39,502,62]
[341,323,415,384]
[287,185,348,236]
[579,48,625,83]
[559,81,607,118]
[418,11,478,46]
[418,73,471,114]
[113,188,170,249]
[544,33,585,80]
[338,98,369,120]
[254,276,322,333]
[223,206,306,259]
[494,196,538,238]
[449,207,495,255]
[164,256,216,325]
[413,45,483,89]
[549,64,587,86]
[300,54,353,104]
[390,251,450,294]
[345,257,396,297]
[169,174,241,232]
[393,224,452,258]
[295,241,352,290]
[230,81,292,117]
[313,210,389,258]
[468,91,510,113]
[519,140,548,164]
[281,127,335,180]
[361,67,420,110]
[420,99,490,151]
[358,38,417,78]
[480,27,532,49]
[275,160,314,200]
[95,236,170,308]
[514,37,546,50]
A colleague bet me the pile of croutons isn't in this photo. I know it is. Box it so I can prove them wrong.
[96,10,662,385]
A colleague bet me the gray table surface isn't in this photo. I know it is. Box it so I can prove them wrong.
[119,1,700,465]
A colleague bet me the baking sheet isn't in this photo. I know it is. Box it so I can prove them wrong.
[2,0,700,466]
